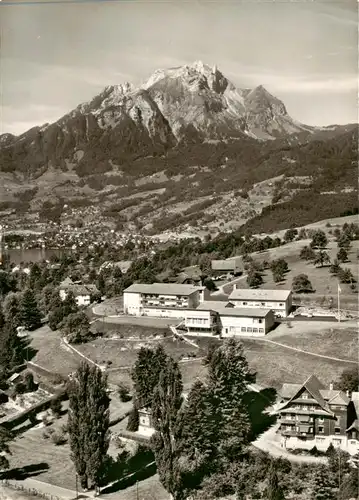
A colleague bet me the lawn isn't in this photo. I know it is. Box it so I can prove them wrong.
[241,339,354,391]
[266,322,357,361]
[222,238,358,309]
[92,321,168,339]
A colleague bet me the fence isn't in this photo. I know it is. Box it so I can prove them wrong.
[1,480,62,500]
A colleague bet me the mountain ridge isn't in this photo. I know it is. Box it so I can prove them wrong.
[0,61,357,235]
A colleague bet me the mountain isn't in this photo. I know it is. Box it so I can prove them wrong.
[0,61,357,235]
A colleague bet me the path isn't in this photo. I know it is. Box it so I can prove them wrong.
[252,424,327,464]
[257,337,358,365]
[212,273,247,296]
[2,478,93,500]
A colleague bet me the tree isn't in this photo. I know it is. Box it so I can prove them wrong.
[0,427,13,471]
[131,344,168,408]
[203,278,216,292]
[0,322,24,375]
[246,269,263,288]
[337,234,351,250]
[284,228,297,243]
[300,246,316,261]
[28,263,43,290]
[310,464,336,500]
[271,259,288,282]
[336,367,359,393]
[126,406,139,431]
[62,311,91,344]
[292,274,314,293]
[330,259,340,275]
[24,371,36,392]
[206,339,253,463]
[62,291,79,316]
[68,362,110,491]
[310,230,328,249]
[264,463,285,500]
[314,251,331,268]
[339,468,359,500]
[337,248,348,264]
[175,380,217,489]
[50,397,62,418]
[20,289,42,330]
[337,268,355,284]
[3,292,22,329]
[151,357,184,500]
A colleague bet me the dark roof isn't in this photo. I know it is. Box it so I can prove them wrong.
[124,283,204,296]
[211,258,242,271]
[277,375,335,416]
[346,419,359,432]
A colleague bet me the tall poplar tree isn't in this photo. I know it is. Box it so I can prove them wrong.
[68,362,110,491]
[151,356,184,500]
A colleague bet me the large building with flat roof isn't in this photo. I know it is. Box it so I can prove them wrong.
[184,300,275,337]
[228,287,292,317]
[123,283,209,318]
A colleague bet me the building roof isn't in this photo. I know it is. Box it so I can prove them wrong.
[61,282,99,297]
[280,384,350,406]
[277,375,350,417]
[60,277,74,288]
[346,419,359,432]
[211,258,241,271]
[196,301,272,318]
[124,283,205,296]
[228,288,291,302]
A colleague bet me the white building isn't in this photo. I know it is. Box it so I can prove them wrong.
[228,287,292,317]
[123,283,209,318]
[184,301,275,337]
[59,277,99,307]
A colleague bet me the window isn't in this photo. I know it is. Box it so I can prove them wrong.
[318,426,324,433]
[316,437,325,442]
[258,319,263,323]
[253,328,258,333]
[334,427,341,435]
[241,327,246,332]
[302,394,308,399]
[259,328,264,333]
[350,440,357,445]
[247,327,253,333]
[261,302,266,306]
[279,303,284,306]
[318,417,324,423]
[286,425,292,430]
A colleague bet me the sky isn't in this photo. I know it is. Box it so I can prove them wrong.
[0,0,358,135]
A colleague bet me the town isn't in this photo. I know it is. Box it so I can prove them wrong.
[0,214,358,500]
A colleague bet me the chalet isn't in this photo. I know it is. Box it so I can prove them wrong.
[211,258,242,277]
[277,375,359,455]
[123,283,209,318]
[59,277,99,307]
[228,287,292,317]
[138,407,155,437]
[184,300,275,336]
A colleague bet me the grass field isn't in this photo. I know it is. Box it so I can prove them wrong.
[266,322,357,361]
[221,237,358,309]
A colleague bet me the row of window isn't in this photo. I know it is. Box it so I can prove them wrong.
[187,318,209,324]
[239,301,285,307]
[226,327,265,334]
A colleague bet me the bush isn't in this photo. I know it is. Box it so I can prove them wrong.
[117,383,132,402]
[51,431,67,446]
[50,398,62,418]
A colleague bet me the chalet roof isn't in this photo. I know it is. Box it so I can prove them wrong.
[61,282,99,297]
[197,301,272,318]
[228,288,291,302]
[182,265,202,278]
[124,283,205,296]
[320,390,350,405]
[277,375,335,417]
[211,258,242,271]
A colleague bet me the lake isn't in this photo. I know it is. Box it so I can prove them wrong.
[6,248,69,265]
